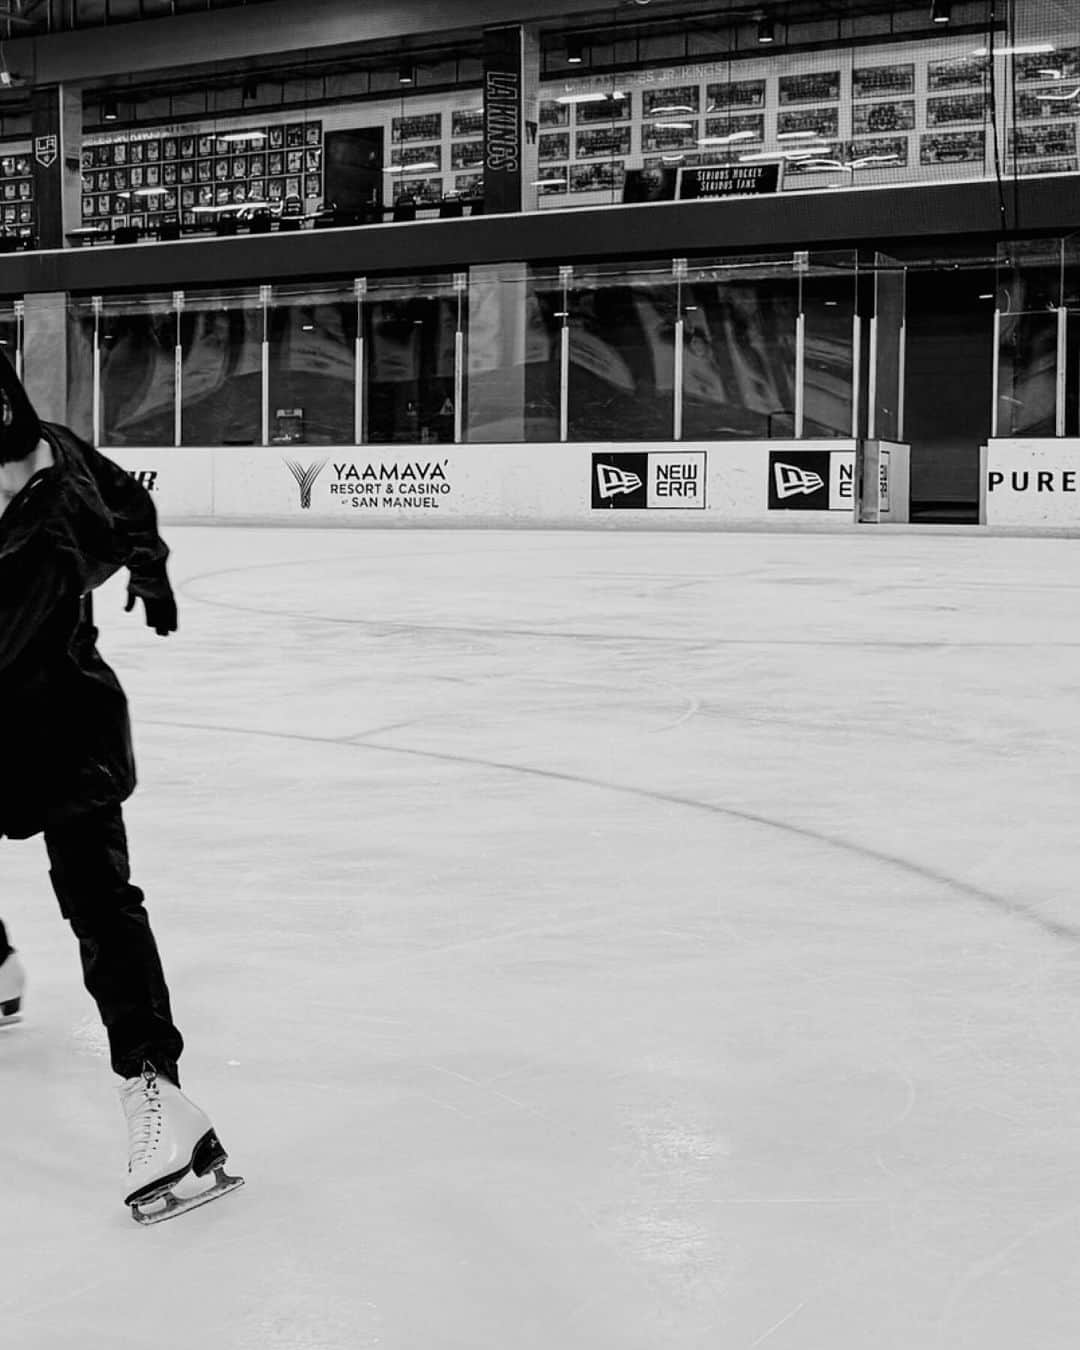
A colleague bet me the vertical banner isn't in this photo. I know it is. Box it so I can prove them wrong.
[31,87,63,249]
[483,25,524,216]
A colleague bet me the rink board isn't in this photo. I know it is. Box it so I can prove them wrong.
[104,441,884,529]
[982,439,1080,529]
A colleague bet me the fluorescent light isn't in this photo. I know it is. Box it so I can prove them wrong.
[555,91,608,105]
[851,154,900,167]
[532,177,566,185]
[384,162,438,173]
[132,186,166,196]
[738,151,783,162]
[221,131,265,143]
[649,104,694,115]
[653,120,693,129]
[778,130,820,140]
[1038,85,1080,101]
[972,43,1055,56]
[697,131,756,145]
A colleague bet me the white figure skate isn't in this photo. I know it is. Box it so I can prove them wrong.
[0,950,25,1024]
[120,1064,244,1225]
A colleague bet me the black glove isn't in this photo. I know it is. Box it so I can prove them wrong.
[125,565,178,636]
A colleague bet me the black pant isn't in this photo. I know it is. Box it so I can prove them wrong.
[43,803,184,1086]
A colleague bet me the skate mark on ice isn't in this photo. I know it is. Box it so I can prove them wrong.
[141,715,1080,946]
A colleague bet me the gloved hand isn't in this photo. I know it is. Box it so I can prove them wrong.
[125,565,178,636]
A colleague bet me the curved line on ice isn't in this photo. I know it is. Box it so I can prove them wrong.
[140,715,1080,946]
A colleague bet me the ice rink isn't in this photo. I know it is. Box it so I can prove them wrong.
[5,523,1080,1350]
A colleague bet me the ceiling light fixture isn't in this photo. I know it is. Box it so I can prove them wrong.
[930,1,951,23]
[566,36,586,64]
[757,15,774,44]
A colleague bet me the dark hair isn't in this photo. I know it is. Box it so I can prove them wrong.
[0,350,42,466]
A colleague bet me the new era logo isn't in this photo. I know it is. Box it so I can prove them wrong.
[773,462,824,499]
[596,463,643,500]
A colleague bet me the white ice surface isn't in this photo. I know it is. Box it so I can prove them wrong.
[4,525,1080,1350]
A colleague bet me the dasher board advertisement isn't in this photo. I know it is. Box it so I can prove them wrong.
[591,452,707,509]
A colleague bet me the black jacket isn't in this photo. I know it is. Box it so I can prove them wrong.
[0,424,170,839]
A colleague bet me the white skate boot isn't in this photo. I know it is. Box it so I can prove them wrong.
[120,1063,244,1225]
[0,950,25,1024]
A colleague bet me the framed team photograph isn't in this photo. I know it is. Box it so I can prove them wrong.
[113,168,129,190]
[94,144,112,166]
[163,190,177,211]
[268,126,284,149]
[285,124,304,147]
[213,159,228,180]
[192,161,207,183]
[145,139,161,162]
[130,142,145,165]
[267,178,284,200]
[919,130,985,164]
[181,136,197,158]
[81,148,94,171]
[783,142,843,174]
[248,178,266,200]
[393,175,442,203]
[129,165,144,189]
[455,171,483,196]
[642,122,698,152]
[250,154,265,177]
[569,160,625,192]
[926,93,987,125]
[778,71,840,104]
[707,78,766,111]
[113,142,128,165]
[129,213,146,229]
[268,152,284,175]
[853,100,915,134]
[286,149,303,174]
[304,123,321,146]
[16,180,31,200]
[452,109,484,138]
[777,107,839,138]
[540,99,570,128]
[849,135,909,167]
[304,174,320,198]
[1015,45,1080,83]
[215,185,230,204]
[197,184,213,205]
[94,171,110,192]
[231,183,246,203]
[852,63,915,99]
[231,156,247,178]
[927,56,987,91]
[146,164,161,187]
[576,126,632,159]
[451,140,484,169]
[703,113,764,142]
[1009,122,1077,160]
[162,137,178,160]
[163,163,178,186]
[578,93,632,123]
[539,132,570,162]
[284,175,301,197]
[643,85,700,118]
[180,187,195,208]
[17,203,31,223]
[1018,90,1078,120]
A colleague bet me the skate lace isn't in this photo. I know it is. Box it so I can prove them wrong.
[125,1066,163,1171]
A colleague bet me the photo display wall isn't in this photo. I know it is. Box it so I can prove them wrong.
[0,151,34,234]
[81,120,324,229]
[536,34,1080,202]
[388,107,485,203]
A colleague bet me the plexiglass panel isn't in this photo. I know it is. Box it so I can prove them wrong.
[801,254,857,439]
[267,285,357,445]
[567,264,676,442]
[996,242,1063,438]
[365,275,460,445]
[681,260,798,440]
[100,296,177,446]
[180,290,263,446]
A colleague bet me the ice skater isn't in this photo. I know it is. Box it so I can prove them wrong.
[0,354,241,1224]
